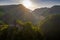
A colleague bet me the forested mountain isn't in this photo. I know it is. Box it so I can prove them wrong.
[49,5,60,14]
[39,14,60,40]
[32,7,49,16]
[33,5,60,16]
[0,4,60,40]
[0,4,60,25]
[0,4,37,24]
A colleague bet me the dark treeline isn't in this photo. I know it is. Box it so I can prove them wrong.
[0,14,60,40]
[0,21,43,40]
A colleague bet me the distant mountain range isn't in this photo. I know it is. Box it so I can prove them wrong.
[0,4,60,25]
[33,5,60,16]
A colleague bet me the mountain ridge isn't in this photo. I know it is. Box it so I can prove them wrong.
[0,4,37,24]
[33,5,60,16]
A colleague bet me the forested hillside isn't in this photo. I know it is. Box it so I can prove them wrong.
[0,4,37,25]
[0,4,60,40]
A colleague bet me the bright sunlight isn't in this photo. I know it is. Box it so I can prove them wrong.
[22,0,32,9]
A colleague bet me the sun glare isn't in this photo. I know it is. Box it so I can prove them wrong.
[22,0,32,9]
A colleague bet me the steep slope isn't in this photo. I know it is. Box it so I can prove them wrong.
[49,5,60,14]
[32,7,49,16]
[32,5,60,24]
[0,4,36,24]
[40,14,60,40]
[33,5,60,16]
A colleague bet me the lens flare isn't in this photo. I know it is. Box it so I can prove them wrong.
[22,0,32,9]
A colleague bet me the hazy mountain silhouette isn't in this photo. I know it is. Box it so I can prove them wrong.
[49,5,60,14]
[0,4,60,25]
[33,5,60,16]
[32,7,49,16]
[0,4,36,24]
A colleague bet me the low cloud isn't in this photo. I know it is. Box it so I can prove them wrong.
[0,0,23,4]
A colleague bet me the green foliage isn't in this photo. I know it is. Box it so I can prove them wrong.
[0,20,43,40]
[1,14,60,40]
[0,9,4,17]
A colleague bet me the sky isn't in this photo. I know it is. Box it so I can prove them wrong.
[0,0,60,10]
